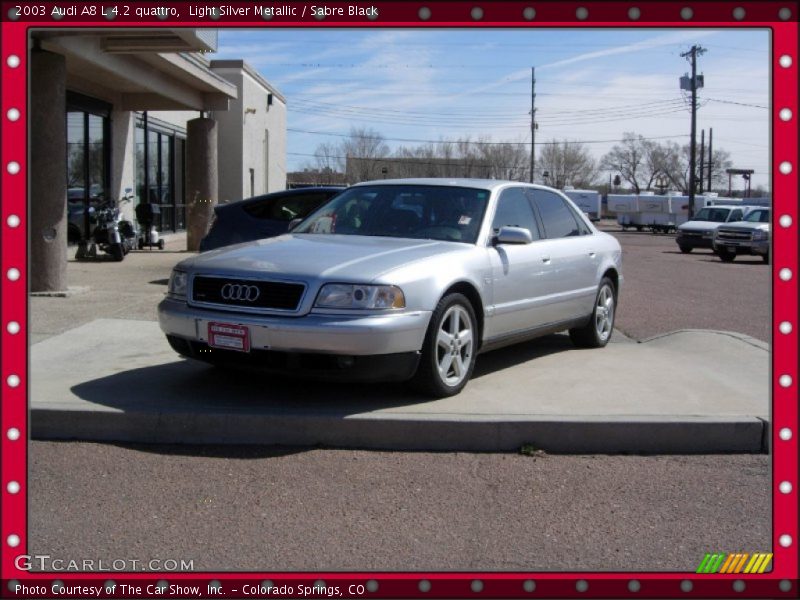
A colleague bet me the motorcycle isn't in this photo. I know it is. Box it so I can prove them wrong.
[75,194,138,261]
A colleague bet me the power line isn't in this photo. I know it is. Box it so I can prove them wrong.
[704,98,769,109]
[287,128,689,146]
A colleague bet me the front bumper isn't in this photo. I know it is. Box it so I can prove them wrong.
[713,240,769,256]
[676,234,713,249]
[158,297,432,356]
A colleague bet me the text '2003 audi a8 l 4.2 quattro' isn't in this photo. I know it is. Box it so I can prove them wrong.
[159,179,623,397]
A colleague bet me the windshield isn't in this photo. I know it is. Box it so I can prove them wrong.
[693,207,730,222]
[293,184,490,243]
[744,209,770,223]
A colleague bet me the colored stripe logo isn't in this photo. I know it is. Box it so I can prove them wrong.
[696,552,773,574]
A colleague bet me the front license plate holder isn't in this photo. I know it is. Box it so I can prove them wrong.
[208,322,251,352]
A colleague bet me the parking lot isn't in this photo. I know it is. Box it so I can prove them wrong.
[27,225,772,572]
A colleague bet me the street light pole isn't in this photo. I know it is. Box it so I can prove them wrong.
[529,67,536,183]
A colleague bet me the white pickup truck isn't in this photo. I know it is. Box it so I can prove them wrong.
[713,207,771,263]
[675,205,753,253]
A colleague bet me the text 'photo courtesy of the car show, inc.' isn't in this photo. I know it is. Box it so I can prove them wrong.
[0,2,798,600]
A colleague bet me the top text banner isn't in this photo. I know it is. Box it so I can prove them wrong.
[1,2,794,23]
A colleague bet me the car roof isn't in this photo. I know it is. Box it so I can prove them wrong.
[350,178,561,193]
[217,186,344,211]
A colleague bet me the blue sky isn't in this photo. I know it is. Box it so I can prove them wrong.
[213,28,770,190]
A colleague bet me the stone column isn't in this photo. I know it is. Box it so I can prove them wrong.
[30,50,67,292]
[185,117,218,251]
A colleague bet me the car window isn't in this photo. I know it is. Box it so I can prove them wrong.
[694,207,730,222]
[529,190,582,238]
[243,192,334,221]
[293,185,489,243]
[729,209,743,221]
[491,187,540,240]
[744,209,770,223]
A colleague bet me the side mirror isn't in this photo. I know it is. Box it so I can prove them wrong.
[287,218,303,232]
[494,226,533,245]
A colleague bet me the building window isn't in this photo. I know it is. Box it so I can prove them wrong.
[66,93,111,244]
[134,113,186,233]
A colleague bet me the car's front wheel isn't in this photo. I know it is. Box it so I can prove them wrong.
[412,293,477,397]
[569,277,616,348]
[678,244,692,254]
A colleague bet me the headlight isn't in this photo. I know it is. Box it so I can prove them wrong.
[168,269,188,298]
[315,284,405,309]
[702,230,713,238]
[752,230,768,241]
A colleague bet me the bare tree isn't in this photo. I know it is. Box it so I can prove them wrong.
[600,132,647,193]
[539,140,599,189]
[343,127,391,183]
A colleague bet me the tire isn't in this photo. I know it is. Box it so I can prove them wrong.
[569,277,616,349]
[411,293,477,398]
[635,225,643,232]
[158,239,165,250]
[762,252,769,264]
[679,245,692,254]
[138,238,144,250]
[110,243,125,262]
[717,248,736,263]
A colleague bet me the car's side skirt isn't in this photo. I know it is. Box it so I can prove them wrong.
[479,316,589,354]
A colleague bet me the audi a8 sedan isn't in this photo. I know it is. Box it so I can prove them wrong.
[159,179,623,397]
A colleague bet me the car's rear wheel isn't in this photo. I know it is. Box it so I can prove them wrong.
[569,277,616,348]
[412,293,477,397]
[717,248,736,262]
[762,252,769,264]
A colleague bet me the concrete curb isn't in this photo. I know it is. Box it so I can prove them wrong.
[31,409,767,453]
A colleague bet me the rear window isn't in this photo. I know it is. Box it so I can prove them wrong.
[243,192,335,221]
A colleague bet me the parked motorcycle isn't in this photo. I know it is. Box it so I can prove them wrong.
[75,194,138,261]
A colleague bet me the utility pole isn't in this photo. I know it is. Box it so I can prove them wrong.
[699,129,705,194]
[707,127,713,192]
[529,67,536,183]
[680,44,706,217]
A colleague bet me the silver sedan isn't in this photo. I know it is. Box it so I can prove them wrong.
[159,179,622,397]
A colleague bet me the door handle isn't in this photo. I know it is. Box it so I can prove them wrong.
[589,251,597,258]
[542,256,551,263]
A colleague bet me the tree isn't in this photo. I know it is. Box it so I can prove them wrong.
[538,140,598,189]
[342,127,391,183]
[600,132,648,193]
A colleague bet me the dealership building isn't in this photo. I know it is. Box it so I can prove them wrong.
[29,28,286,292]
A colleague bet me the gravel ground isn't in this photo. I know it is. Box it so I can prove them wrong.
[29,442,770,572]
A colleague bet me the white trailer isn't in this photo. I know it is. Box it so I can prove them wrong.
[562,188,602,221]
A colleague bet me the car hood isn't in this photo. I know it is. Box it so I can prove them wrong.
[717,221,770,232]
[180,234,474,282]
[678,220,725,232]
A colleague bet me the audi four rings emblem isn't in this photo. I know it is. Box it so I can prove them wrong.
[221,283,261,302]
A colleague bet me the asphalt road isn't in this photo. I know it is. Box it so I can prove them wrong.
[27,229,773,573]
[602,225,771,342]
[29,442,770,572]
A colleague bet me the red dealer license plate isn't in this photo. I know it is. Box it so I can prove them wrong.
[208,322,251,352]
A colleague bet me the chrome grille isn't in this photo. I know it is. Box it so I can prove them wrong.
[192,276,305,311]
[716,229,753,242]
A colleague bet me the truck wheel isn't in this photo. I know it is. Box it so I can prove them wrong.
[411,293,477,398]
[718,248,736,262]
[762,253,769,264]
[569,277,616,348]
[635,225,643,232]
[678,245,692,254]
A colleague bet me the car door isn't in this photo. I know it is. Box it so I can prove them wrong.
[484,187,553,339]
[528,189,598,322]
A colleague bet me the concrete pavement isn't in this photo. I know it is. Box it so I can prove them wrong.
[30,318,769,453]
